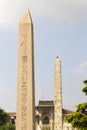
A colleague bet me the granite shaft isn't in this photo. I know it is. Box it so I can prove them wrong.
[16,9,35,130]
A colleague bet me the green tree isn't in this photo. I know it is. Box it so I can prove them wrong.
[0,108,15,130]
[64,80,87,130]
[6,123,15,130]
[82,80,87,95]
[41,125,50,130]
[0,109,10,126]
[1,123,15,130]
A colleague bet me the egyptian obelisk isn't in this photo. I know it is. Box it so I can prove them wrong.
[16,9,35,130]
[54,56,63,130]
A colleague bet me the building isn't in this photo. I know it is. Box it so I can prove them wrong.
[35,100,75,130]
[9,100,75,130]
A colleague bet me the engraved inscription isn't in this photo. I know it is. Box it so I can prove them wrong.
[20,35,28,130]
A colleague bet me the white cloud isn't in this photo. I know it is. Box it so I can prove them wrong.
[75,62,87,77]
[0,0,87,28]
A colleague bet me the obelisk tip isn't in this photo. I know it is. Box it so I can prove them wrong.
[20,8,32,23]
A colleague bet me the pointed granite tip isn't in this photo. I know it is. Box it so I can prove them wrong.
[20,8,32,23]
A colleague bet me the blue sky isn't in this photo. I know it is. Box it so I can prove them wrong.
[0,0,87,112]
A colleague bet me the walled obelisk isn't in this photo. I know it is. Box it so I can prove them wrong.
[54,56,63,130]
[16,9,35,130]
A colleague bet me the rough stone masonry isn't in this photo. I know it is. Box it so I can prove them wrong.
[54,56,63,130]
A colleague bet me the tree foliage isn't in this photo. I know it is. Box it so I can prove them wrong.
[82,80,87,95]
[64,80,87,130]
[41,125,50,130]
[0,123,15,130]
[0,108,15,130]
[0,109,10,126]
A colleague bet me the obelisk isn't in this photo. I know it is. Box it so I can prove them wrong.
[54,56,63,130]
[16,9,35,130]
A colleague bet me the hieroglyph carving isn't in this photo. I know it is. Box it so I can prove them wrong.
[20,35,28,130]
